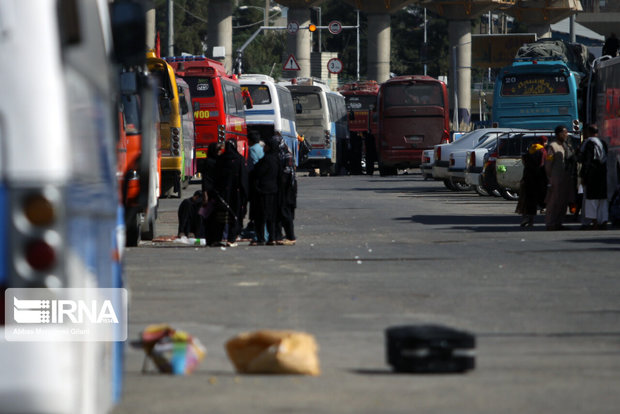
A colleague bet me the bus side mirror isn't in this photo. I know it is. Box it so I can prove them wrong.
[296,103,302,114]
[110,1,146,66]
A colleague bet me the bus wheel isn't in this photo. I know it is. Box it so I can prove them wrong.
[126,213,141,247]
[174,174,182,199]
[379,164,396,176]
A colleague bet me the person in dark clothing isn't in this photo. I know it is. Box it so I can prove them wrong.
[202,141,221,245]
[178,190,204,238]
[603,33,619,58]
[251,137,279,246]
[579,124,608,229]
[273,133,297,245]
[211,139,248,247]
[517,136,548,227]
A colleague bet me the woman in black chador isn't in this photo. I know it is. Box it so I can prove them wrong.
[251,137,279,245]
[211,139,248,246]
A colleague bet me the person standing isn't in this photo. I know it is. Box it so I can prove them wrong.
[518,135,548,227]
[251,137,279,246]
[274,133,297,245]
[579,124,608,229]
[545,125,576,230]
[211,139,248,246]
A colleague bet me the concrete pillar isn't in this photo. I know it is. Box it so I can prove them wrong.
[367,13,391,83]
[449,20,471,128]
[146,7,156,51]
[284,7,312,79]
[207,0,233,73]
[529,24,552,39]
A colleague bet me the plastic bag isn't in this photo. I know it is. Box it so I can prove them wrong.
[225,330,320,375]
[133,324,206,375]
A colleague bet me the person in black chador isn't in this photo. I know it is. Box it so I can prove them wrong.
[603,33,619,58]
[251,137,279,246]
[273,133,297,245]
[210,139,248,247]
[178,190,204,238]
[202,141,220,244]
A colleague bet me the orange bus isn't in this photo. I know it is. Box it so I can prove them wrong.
[338,80,380,175]
[166,56,249,171]
[376,75,450,176]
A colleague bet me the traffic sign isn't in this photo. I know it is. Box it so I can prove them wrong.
[328,21,342,35]
[327,58,343,74]
[283,54,301,71]
[287,21,299,35]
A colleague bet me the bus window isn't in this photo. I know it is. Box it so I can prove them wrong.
[246,84,272,104]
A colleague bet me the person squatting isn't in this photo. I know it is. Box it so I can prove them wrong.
[178,131,298,246]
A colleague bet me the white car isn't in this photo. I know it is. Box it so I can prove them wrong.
[433,128,523,190]
[464,139,500,196]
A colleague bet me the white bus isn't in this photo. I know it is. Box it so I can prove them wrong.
[0,0,146,412]
[283,78,349,175]
[240,74,299,164]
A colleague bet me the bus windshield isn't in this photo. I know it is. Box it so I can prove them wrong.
[292,92,322,110]
[501,73,569,96]
[184,77,216,98]
[245,84,272,105]
[383,83,443,108]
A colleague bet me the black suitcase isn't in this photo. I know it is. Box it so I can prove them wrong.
[386,324,476,373]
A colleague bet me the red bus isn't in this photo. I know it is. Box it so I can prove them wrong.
[166,56,249,171]
[376,75,450,176]
[338,80,380,175]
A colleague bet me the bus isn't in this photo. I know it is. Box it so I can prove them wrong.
[117,69,161,246]
[376,75,450,176]
[147,52,188,198]
[0,0,145,412]
[338,80,380,175]
[240,74,299,164]
[589,56,620,198]
[492,58,582,133]
[284,78,349,176]
[177,77,197,188]
[166,55,250,172]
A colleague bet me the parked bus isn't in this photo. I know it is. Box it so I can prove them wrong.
[492,57,582,133]
[589,56,620,197]
[166,55,250,172]
[284,78,349,176]
[0,0,145,412]
[177,77,197,186]
[338,80,380,175]
[240,74,299,164]
[117,69,161,246]
[376,75,450,176]
[147,51,188,198]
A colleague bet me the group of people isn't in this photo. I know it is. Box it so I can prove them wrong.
[518,124,609,231]
[178,131,297,246]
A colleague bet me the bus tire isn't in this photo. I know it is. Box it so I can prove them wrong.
[126,212,141,247]
[379,164,396,176]
[141,212,156,241]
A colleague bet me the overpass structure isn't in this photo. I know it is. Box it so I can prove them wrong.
[206,0,593,127]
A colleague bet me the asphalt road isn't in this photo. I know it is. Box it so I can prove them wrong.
[112,172,620,414]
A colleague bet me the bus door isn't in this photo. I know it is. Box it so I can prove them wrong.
[221,78,249,158]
